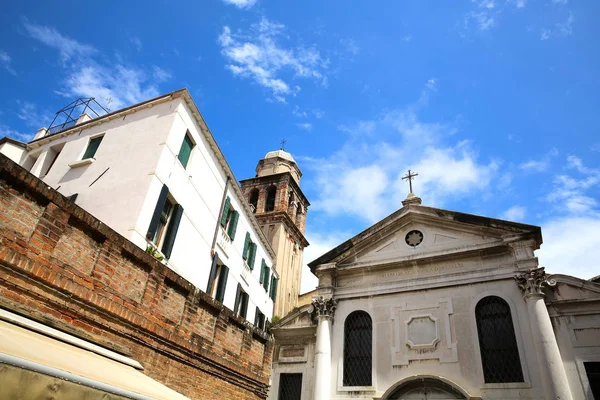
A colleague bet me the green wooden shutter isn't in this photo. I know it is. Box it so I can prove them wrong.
[82,136,103,159]
[216,265,228,303]
[227,211,239,240]
[270,277,278,301]
[146,185,169,240]
[259,259,266,284]
[161,204,183,259]
[242,232,251,260]
[263,267,270,291]
[220,197,231,227]
[206,253,219,294]
[178,134,194,168]
[234,283,242,314]
[248,242,257,270]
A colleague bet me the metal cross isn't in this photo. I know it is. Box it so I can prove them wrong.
[280,139,287,150]
[402,169,419,193]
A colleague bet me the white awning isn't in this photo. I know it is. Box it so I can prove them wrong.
[0,317,190,400]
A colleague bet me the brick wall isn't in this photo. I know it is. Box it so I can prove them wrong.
[0,153,273,400]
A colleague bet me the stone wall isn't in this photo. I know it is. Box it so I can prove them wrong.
[0,153,273,400]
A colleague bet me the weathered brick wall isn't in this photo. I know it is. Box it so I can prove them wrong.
[0,154,273,400]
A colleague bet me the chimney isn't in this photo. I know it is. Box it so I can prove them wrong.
[34,127,48,140]
[76,113,93,125]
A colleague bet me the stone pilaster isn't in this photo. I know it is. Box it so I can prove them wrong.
[515,268,572,400]
[312,296,337,400]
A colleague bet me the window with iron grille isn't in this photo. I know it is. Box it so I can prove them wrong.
[278,373,302,400]
[343,311,372,386]
[475,296,524,383]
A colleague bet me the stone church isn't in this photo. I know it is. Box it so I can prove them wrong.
[268,192,600,400]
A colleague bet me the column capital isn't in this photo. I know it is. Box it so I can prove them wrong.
[515,267,556,298]
[312,296,337,319]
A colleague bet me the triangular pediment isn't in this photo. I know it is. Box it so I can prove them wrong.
[309,205,541,270]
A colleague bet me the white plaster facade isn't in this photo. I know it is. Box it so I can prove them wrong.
[0,89,277,324]
[269,196,600,400]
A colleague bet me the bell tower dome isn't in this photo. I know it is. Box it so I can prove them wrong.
[240,149,310,318]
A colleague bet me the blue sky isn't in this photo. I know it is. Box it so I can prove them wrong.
[1,0,599,291]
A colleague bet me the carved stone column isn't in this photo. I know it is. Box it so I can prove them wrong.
[515,268,572,400]
[312,296,337,400]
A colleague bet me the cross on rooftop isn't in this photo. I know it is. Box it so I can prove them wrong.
[280,139,287,150]
[402,169,418,193]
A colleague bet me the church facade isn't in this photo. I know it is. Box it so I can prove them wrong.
[269,194,600,400]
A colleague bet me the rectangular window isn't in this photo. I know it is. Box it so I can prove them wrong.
[146,185,184,258]
[220,197,239,240]
[261,261,270,292]
[207,261,229,304]
[242,232,257,270]
[278,373,302,400]
[178,132,194,168]
[269,276,278,301]
[234,284,249,319]
[254,307,265,331]
[82,135,103,160]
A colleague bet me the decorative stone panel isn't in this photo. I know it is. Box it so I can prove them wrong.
[392,298,457,366]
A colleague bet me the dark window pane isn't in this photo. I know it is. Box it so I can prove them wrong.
[265,186,276,212]
[475,296,524,383]
[82,136,103,159]
[585,362,600,399]
[343,311,372,386]
[178,134,194,168]
[278,373,302,400]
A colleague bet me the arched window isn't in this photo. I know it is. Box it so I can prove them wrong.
[248,189,259,213]
[475,296,524,383]
[343,311,372,387]
[265,186,277,212]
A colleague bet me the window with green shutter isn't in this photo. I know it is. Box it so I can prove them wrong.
[263,266,270,291]
[247,242,257,270]
[270,277,278,301]
[259,259,267,284]
[220,197,231,227]
[243,232,251,260]
[226,210,239,240]
[178,132,194,168]
[82,135,103,160]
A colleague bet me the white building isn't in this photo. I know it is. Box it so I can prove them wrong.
[269,193,600,400]
[0,89,278,328]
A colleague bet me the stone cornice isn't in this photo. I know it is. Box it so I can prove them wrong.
[255,211,309,248]
[240,172,310,207]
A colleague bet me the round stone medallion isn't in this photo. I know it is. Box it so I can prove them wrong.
[405,230,424,247]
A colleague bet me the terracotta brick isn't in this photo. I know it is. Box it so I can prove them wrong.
[0,154,273,400]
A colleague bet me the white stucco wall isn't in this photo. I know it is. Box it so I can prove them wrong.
[0,142,26,164]
[9,93,275,322]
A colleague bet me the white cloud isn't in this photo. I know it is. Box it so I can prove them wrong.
[152,66,172,83]
[501,205,527,221]
[130,37,142,51]
[0,51,16,75]
[426,78,437,90]
[218,17,328,102]
[340,38,360,56]
[0,124,31,142]
[540,13,574,40]
[552,0,568,4]
[546,156,600,215]
[473,0,495,9]
[296,122,313,131]
[301,230,351,293]
[23,21,96,63]
[470,12,496,30]
[520,160,548,172]
[304,85,498,224]
[24,22,168,111]
[222,0,257,8]
[537,217,600,279]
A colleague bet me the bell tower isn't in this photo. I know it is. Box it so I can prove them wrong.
[240,149,309,318]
